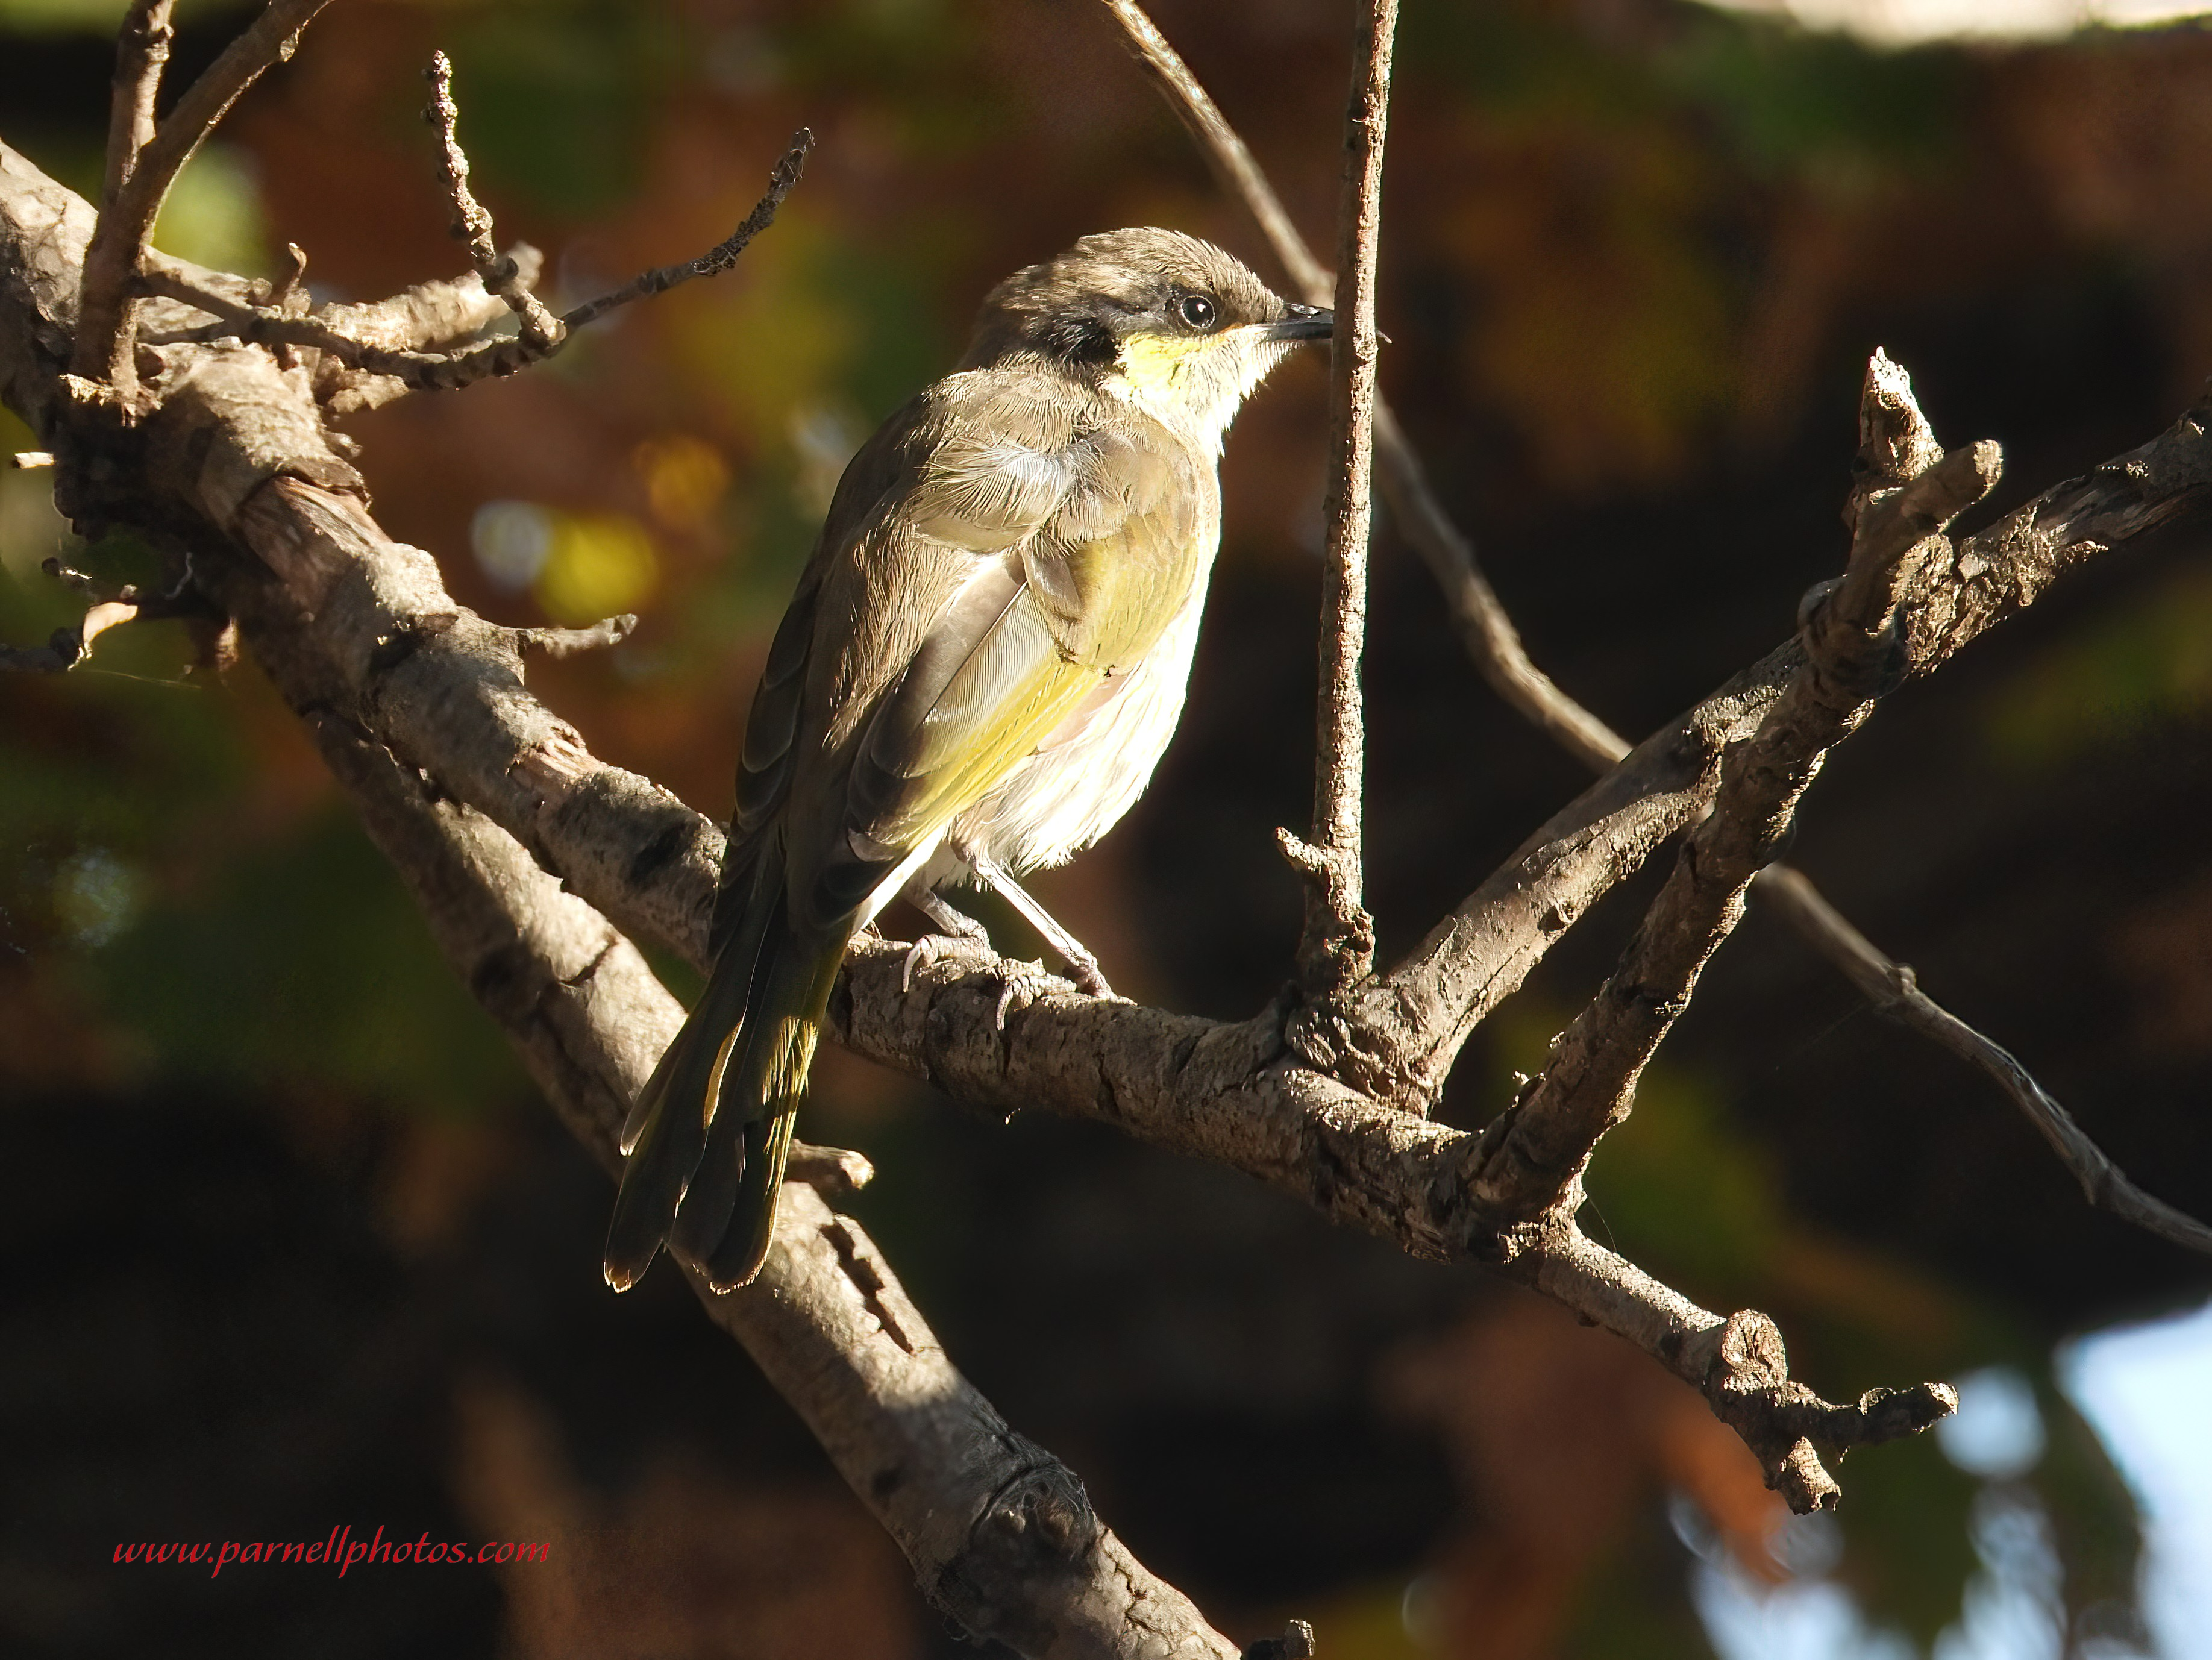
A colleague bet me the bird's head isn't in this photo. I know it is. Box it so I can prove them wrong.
[962,227,1332,452]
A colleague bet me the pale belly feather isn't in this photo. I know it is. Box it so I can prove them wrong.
[950,571,1211,874]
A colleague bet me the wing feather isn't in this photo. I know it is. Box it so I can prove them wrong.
[769,373,1207,936]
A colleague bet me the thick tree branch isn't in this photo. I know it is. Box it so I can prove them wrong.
[16,42,2203,1520]
[1291,0,1395,997]
[313,725,1242,1658]
[136,247,537,411]
[62,276,2193,1283]
[828,935,1954,1511]
[48,201,2199,1283]
[11,119,1250,1653]
[0,129,1964,1514]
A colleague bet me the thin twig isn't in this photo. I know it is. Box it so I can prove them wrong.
[406,126,813,392]
[423,51,563,351]
[265,239,308,310]
[1757,867,2212,1256]
[513,613,636,659]
[563,130,814,330]
[1294,0,1396,996]
[72,0,333,393]
[1097,0,1328,299]
[102,0,175,207]
[1371,404,1632,769]
[136,132,812,401]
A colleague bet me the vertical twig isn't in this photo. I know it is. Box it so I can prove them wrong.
[1290,0,1398,995]
[425,51,564,352]
[102,0,176,207]
[1095,0,1633,774]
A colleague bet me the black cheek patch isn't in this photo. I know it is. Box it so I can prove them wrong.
[1038,310,1118,369]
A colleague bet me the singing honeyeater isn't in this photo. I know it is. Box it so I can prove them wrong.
[604,228,1332,1293]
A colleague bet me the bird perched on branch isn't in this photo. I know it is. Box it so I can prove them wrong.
[604,228,1332,1293]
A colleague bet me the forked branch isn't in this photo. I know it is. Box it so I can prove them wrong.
[133,125,813,400]
[1091,0,2212,1258]
[314,726,1244,1658]
[1470,363,2004,1225]
[72,0,334,393]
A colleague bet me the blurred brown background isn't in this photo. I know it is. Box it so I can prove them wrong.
[4,0,2212,1655]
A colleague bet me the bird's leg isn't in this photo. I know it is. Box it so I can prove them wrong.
[899,880,992,993]
[897,877,1058,1027]
[968,851,1115,998]
[913,887,989,942]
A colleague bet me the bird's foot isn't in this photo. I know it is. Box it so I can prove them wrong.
[962,850,1115,1000]
[986,957,1061,1030]
[1056,947,1113,1000]
[901,928,992,994]
[897,932,1067,1030]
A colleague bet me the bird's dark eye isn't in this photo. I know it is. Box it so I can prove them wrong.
[1177,293,1218,331]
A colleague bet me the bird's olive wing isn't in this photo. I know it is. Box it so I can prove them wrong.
[800,421,1204,929]
[713,394,927,951]
[902,380,1089,552]
[1017,428,1202,669]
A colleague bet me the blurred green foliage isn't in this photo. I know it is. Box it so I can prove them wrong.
[1987,563,2212,768]
[443,1,681,217]
[97,807,522,1113]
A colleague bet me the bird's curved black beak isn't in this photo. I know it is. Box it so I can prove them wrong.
[1264,301,1335,342]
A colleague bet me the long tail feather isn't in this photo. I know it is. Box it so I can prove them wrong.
[602,848,783,1291]
[707,1108,800,1290]
[672,935,841,1284]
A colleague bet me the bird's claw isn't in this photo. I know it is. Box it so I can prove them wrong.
[1062,955,1114,999]
[989,958,1059,1030]
[898,934,1105,1027]
[901,930,991,994]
